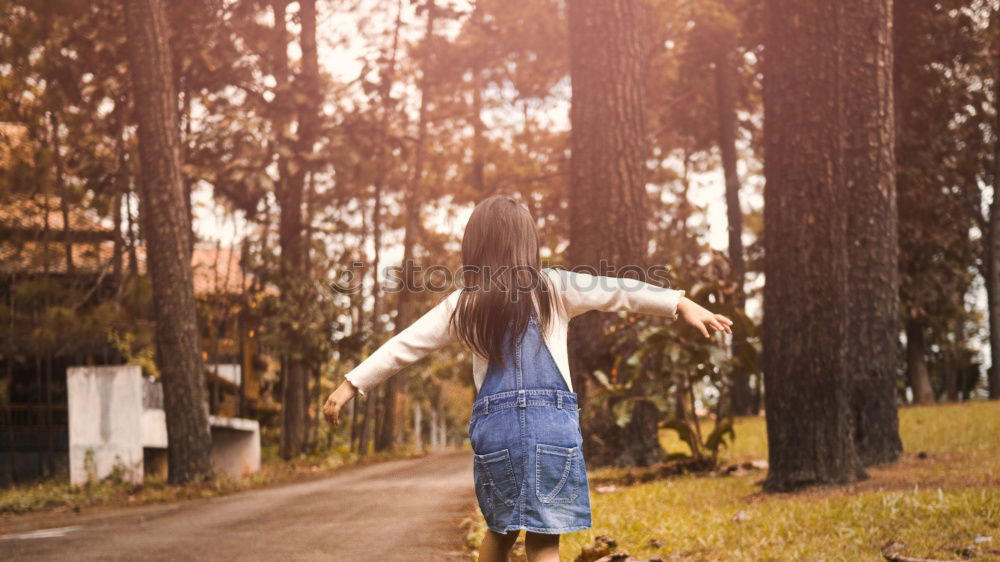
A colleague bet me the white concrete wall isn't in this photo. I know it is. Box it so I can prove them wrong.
[66,365,144,486]
[206,363,241,386]
[141,408,168,449]
[209,416,261,478]
[67,367,262,484]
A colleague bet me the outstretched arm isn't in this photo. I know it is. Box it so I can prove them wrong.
[323,379,359,426]
[553,268,686,319]
[323,289,460,426]
[676,296,733,338]
[551,268,732,337]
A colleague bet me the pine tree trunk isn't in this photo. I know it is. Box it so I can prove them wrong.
[49,114,75,275]
[428,406,438,451]
[713,42,753,417]
[295,0,322,453]
[567,0,660,467]
[358,388,377,457]
[271,0,310,459]
[471,79,485,193]
[905,319,935,404]
[944,355,958,402]
[367,0,402,400]
[377,1,436,453]
[469,0,487,194]
[122,0,213,484]
[842,0,903,467]
[412,402,423,452]
[762,0,867,492]
[989,215,1000,400]
[988,6,1000,401]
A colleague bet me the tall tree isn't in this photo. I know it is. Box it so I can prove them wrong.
[691,4,756,417]
[762,0,867,492]
[895,0,982,406]
[271,0,312,459]
[715,43,752,415]
[374,0,413,453]
[842,0,903,466]
[122,0,213,484]
[567,0,660,466]
[296,0,323,448]
[985,4,1000,400]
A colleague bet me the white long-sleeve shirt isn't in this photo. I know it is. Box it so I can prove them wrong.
[344,267,685,396]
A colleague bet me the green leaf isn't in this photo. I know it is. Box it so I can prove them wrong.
[664,418,700,457]
[593,370,613,390]
[612,399,636,428]
[705,417,736,454]
[648,394,671,413]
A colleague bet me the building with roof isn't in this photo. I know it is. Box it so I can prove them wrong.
[0,190,272,484]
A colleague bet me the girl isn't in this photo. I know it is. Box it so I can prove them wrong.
[322,195,732,561]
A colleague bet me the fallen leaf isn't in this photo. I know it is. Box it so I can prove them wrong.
[594,553,638,562]
[575,536,618,562]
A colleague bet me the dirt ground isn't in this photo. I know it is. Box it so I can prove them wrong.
[0,450,474,561]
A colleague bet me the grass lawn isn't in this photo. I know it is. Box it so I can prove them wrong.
[467,401,1000,561]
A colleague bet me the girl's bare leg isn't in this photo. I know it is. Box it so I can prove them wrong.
[479,529,519,562]
[524,532,560,562]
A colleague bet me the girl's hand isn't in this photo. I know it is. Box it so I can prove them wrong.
[677,297,734,339]
[323,380,358,426]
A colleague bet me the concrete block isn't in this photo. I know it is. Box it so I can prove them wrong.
[66,365,144,486]
[209,415,261,479]
[67,366,262,484]
[141,408,168,449]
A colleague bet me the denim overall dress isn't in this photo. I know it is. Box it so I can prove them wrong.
[468,311,592,534]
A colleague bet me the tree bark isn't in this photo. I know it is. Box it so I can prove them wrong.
[377,1,436,452]
[713,41,753,417]
[762,0,867,492]
[842,0,903,467]
[271,0,311,460]
[295,0,322,452]
[988,6,1000,400]
[371,0,404,452]
[368,0,403,348]
[567,0,659,467]
[358,388,376,457]
[412,401,423,452]
[49,113,75,275]
[986,220,1000,399]
[471,30,487,196]
[122,0,213,484]
[905,319,935,404]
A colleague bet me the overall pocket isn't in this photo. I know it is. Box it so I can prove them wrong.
[474,449,518,510]
[535,443,582,504]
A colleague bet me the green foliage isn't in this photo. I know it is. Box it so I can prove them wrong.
[588,267,758,453]
[663,415,735,463]
[702,415,735,455]
[108,331,159,379]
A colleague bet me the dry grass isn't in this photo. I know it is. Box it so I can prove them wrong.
[467,401,1000,561]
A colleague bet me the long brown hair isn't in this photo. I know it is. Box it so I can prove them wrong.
[449,195,553,366]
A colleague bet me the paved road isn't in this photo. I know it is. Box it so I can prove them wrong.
[0,450,474,561]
